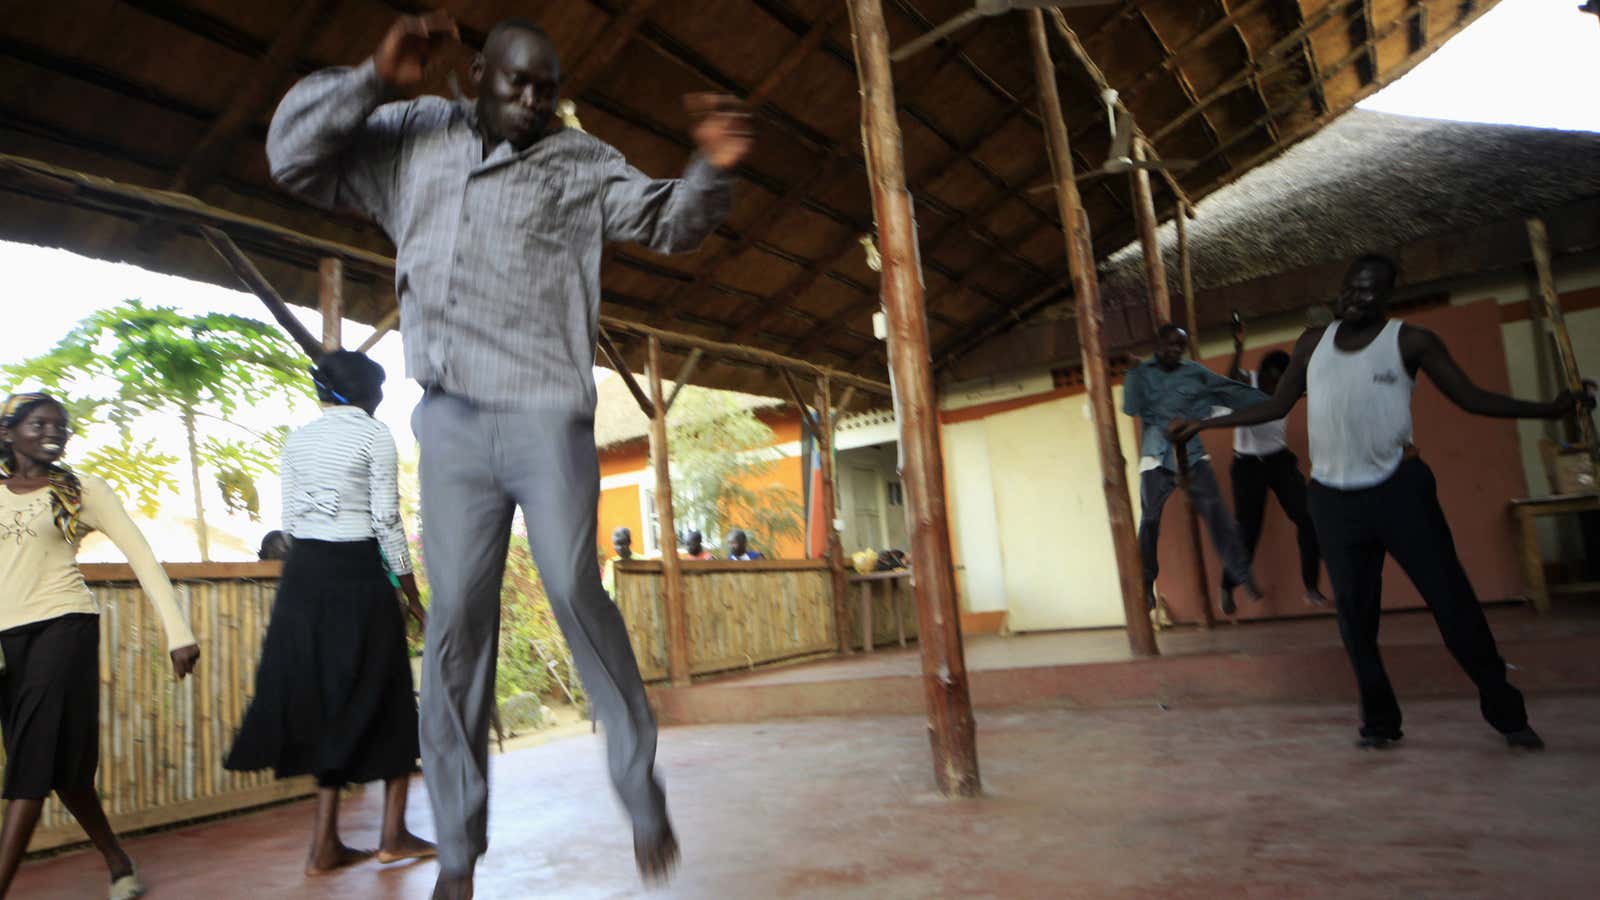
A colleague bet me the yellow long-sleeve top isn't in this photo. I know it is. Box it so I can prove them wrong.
[0,474,197,651]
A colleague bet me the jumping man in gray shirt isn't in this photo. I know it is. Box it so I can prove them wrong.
[266,12,752,898]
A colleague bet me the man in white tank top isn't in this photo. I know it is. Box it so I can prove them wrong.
[1226,322,1325,608]
[1172,255,1592,751]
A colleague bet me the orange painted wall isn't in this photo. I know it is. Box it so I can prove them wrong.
[594,411,808,559]
[597,483,643,558]
[600,444,649,478]
[1153,298,1529,622]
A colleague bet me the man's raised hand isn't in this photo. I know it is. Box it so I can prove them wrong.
[686,93,754,171]
[375,11,459,95]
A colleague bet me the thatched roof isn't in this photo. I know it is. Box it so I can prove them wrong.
[1100,110,1600,305]
[1,0,1500,395]
[593,372,784,450]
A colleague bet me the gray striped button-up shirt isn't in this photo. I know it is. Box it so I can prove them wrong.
[267,60,734,410]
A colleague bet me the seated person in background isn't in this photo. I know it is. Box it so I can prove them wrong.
[726,530,764,561]
[601,526,634,596]
[258,529,292,561]
[683,531,714,561]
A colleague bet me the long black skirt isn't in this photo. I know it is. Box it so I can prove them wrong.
[0,613,100,800]
[225,538,419,787]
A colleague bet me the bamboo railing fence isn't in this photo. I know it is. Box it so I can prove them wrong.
[613,560,866,680]
[12,563,311,853]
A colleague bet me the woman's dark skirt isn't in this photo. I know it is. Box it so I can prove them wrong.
[225,538,419,787]
[0,613,101,800]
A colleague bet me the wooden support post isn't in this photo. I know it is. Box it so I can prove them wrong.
[357,307,400,354]
[860,580,874,653]
[664,349,704,413]
[1176,202,1201,358]
[318,257,342,352]
[1526,218,1599,457]
[1131,139,1171,326]
[1028,9,1158,658]
[646,336,691,687]
[848,0,980,797]
[817,376,852,654]
[598,329,656,420]
[1133,139,1214,629]
[200,226,323,361]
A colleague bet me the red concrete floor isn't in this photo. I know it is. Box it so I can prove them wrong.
[17,695,1600,899]
[652,607,1600,724]
[718,606,1600,686]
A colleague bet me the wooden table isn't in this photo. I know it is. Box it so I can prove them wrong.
[1511,492,1600,613]
[850,569,912,653]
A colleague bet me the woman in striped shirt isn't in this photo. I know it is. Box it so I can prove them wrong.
[225,351,435,876]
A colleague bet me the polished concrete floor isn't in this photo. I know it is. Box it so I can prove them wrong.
[17,693,1600,898]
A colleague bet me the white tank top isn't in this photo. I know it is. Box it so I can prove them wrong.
[1307,319,1415,489]
[1233,370,1289,457]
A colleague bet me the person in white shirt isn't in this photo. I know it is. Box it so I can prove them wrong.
[1226,321,1326,608]
[0,392,200,900]
[1173,255,1592,751]
[225,351,435,876]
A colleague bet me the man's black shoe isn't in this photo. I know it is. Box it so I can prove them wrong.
[1505,727,1545,751]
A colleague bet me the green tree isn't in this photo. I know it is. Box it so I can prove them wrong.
[667,388,804,555]
[4,300,312,559]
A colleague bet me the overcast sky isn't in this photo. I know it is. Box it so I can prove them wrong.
[3,0,1594,559]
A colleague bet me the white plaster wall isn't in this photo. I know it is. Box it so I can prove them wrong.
[973,392,1141,631]
[942,421,1008,615]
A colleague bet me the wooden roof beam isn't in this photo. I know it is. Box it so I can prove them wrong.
[646,18,966,332]
[1279,0,1330,117]
[1045,10,1194,209]
[564,0,667,99]
[1171,0,1493,213]
[1122,0,1275,96]
[1352,0,1379,86]
[1132,4,1235,165]
[1149,0,1346,144]
[169,0,337,196]
[1205,0,1278,147]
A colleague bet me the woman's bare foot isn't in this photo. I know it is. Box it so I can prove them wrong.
[305,842,375,876]
[635,818,679,885]
[432,870,474,900]
[377,832,438,864]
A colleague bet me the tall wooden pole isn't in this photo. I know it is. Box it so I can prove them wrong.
[847,0,980,797]
[647,336,691,686]
[1176,203,1201,358]
[816,376,852,653]
[1172,201,1217,627]
[1132,142,1214,628]
[1131,139,1171,324]
[1028,9,1158,657]
[318,257,343,352]
[1527,218,1599,458]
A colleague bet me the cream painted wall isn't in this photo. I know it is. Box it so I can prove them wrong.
[942,421,1008,615]
[968,391,1142,631]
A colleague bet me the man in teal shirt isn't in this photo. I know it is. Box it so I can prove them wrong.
[1123,324,1266,616]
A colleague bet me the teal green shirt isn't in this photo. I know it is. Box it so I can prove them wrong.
[1122,357,1266,470]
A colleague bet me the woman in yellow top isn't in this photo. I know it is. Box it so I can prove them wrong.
[0,393,200,900]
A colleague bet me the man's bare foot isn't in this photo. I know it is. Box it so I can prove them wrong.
[377,832,438,864]
[305,842,375,876]
[432,870,474,900]
[635,818,679,885]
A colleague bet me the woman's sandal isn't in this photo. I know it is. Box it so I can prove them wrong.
[109,869,147,900]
